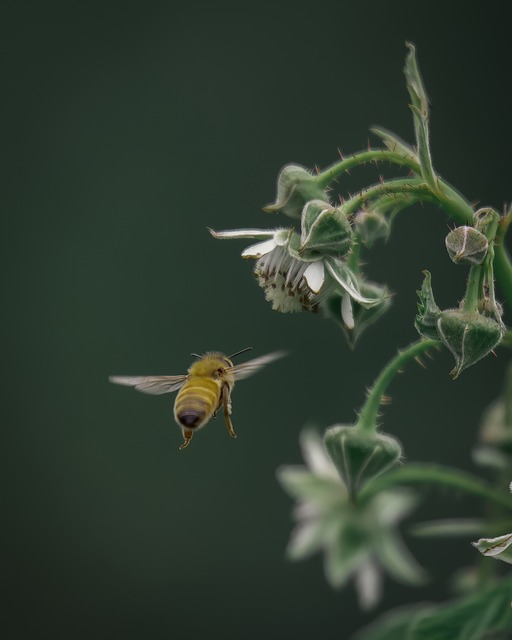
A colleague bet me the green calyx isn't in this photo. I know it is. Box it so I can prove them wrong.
[263,164,329,219]
[415,271,504,378]
[324,425,402,498]
[299,200,353,259]
[437,309,504,379]
[415,270,441,340]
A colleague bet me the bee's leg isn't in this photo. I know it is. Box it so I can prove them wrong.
[179,429,193,450]
[221,384,237,440]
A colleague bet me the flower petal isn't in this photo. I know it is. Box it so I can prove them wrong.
[355,559,383,610]
[472,533,512,564]
[372,490,418,527]
[324,539,370,588]
[341,293,355,329]
[241,238,278,259]
[326,259,385,307]
[375,530,427,585]
[299,430,341,481]
[276,466,345,505]
[286,520,327,560]
[303,261,325,294]
[208,228,278,240]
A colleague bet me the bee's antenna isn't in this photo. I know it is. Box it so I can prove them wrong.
[190,353,202,358]
[228,346,253,359]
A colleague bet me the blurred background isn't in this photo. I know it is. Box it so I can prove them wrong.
[3,1,512,638]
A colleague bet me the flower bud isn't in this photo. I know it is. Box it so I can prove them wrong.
[263,164,329,219]
[445,226,488,265]
[324,425,402,497]
[299,200,353,259]
[436,309,504,379]
[354,209,390,247]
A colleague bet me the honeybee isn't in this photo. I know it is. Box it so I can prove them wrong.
[109,348,285,449]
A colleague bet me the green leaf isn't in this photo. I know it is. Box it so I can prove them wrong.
[403,42,437,192]
[370,126,420,171]
[409,518,487,538]
[414,576,512,640]
[353,577,512,640]
[352,604,433,640]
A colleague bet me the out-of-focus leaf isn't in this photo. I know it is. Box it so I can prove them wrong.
[353,576,512,640]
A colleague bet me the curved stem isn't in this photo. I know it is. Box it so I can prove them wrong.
[359,463,512,511]
[494,213,512,311]
[341,178,432,217]
[315,149,421,188]
[435,182,475,225]
[316,149,475,225]
[356,339,439,434]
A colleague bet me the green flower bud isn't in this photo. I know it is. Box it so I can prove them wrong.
[445,226,488,265]
[263,164,329,219]
[354,209,390,247]
[414,270,441,340]
[324,425,402,497]
[299,200,353,259]
[436,309,504,379]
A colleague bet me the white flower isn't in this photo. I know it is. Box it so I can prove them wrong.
[209,227,387,328]
[277,430,426,610]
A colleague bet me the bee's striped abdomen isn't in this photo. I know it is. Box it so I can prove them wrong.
[174,376,220,430]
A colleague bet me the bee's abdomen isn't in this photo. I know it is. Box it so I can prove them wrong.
[174,377,219,430]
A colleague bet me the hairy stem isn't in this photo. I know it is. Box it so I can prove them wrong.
[315,149,421,188]
[463,265,483,313]
[316,149,475,225]
[356,339,439,434]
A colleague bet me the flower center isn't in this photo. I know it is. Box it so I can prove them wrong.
[253,246,329,313]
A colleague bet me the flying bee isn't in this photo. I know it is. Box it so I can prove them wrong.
[109,348,285,449]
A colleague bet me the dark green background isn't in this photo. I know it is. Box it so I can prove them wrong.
[4,2,512,638]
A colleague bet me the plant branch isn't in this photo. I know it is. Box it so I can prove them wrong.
[359,463,512,511]
[356,339,439,434]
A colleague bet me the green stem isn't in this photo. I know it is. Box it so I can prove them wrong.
[341,178,432,217]
[494,213,512,311]
[356,339,439,434]
[359,463,512,511]
[463,265,483,313]
[315,149,475,225]
[434,182,475,225]
[315,149,421,188]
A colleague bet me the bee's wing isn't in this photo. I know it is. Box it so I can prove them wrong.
[231,351,286,381]
[109,375,187,395]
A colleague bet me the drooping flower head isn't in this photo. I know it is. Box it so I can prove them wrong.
[209,195,389,345]
[277,430,426,609]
